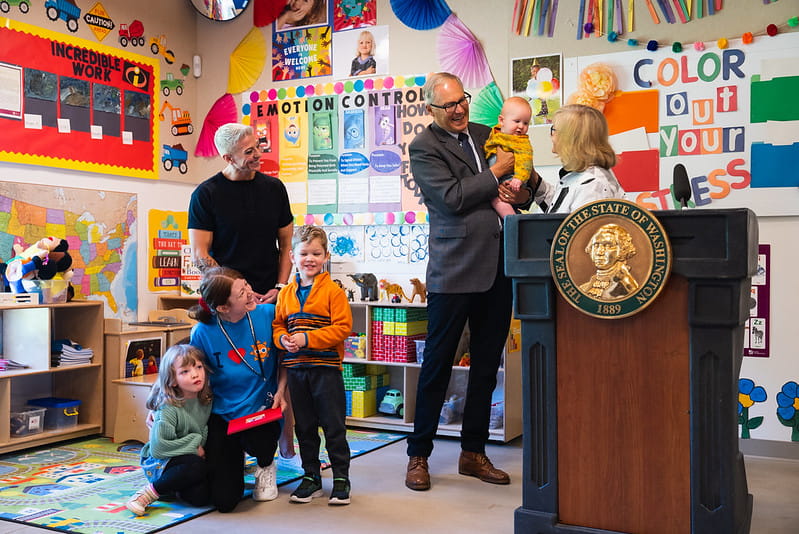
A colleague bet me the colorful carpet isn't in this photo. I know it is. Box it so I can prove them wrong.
[0,429,406,534]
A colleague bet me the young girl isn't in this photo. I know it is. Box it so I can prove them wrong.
[350,30,376,77]
[189,266,288,512]
[126,344,213,516]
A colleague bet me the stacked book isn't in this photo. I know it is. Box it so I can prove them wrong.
[0,358,30,371]
[51,339,94,367]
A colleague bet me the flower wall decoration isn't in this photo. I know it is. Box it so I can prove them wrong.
[738,378,767,439]
[776,380,799,442]
[566,62,617,112]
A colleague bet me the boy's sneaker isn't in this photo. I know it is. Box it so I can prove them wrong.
[290,474,324,503]
[126,483,159,516]
[328,477,351,505]
[253,462,278,501]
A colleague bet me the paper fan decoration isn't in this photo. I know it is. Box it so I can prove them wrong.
[390,0,451,30]
[195,93,238,158]
[469,82,504,127]
[254,0,287,27]
[437,14,493,89]
[227,27,267,94]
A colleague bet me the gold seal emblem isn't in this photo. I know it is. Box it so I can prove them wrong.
[550,199,672,319]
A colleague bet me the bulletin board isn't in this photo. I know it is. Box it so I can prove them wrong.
[563,31,799,216]
[242,75,432,226]
[0,17,160,179]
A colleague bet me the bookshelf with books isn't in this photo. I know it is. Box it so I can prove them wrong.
[343,302,522,443]
[0,301,104,454]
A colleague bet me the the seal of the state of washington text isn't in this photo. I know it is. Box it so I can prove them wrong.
[550,199,672,319]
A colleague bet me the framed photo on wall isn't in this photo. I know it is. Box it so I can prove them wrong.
[510,53,563,126]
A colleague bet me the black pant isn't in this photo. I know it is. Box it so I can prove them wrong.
[287,367,350,479]
[204,412,280,513]
[407,256,513,458]
[153,454,210,506]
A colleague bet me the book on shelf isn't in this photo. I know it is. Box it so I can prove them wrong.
[50,339,94,366]
[0,359,30,371]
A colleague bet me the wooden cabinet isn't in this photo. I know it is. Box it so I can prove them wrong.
[345,302,522,443]
[157,295,199,311]
[111,374,157,443]
[0,301,104,454]
[103,318,192,439]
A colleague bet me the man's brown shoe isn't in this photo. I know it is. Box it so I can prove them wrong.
[405,456,430,491]
[458,451,510,485]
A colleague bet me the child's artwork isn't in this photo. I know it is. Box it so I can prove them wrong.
[124,338,162,378]
[333,0,376,31]
[328,226,365,262]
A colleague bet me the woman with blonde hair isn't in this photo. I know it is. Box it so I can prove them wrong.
[525,104,625,213]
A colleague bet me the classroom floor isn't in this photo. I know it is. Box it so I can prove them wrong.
[0,436,796,534]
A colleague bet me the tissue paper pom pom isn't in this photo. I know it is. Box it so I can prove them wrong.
[627,38,638,46]
[567,90,604,112]
[584,22,595,34]
[693,41,705,51]
[579,63,618,102]
[742,32,754,44]
[607,31,618,42]
[717,38,728,49]
[672,42,683,53]
[788,17,799,28]
[766,24,778,36]
[646,40,658,51]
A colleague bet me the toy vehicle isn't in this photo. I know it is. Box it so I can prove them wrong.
[149,34,176,64]
[159,101,193,136]
[378,389,404,417]
[160,73,184,97]
[162,144,188,174]
[0,0,31,14]
[118,19,145,47]
[45,0,80,33]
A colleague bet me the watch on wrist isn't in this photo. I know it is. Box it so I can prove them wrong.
[275,283,286,290]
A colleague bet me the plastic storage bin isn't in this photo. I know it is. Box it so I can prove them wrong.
[28,397,81,430]
[30,280,70,303]
[10,407,46,437]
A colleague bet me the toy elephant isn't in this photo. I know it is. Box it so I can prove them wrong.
[347,272,378,301]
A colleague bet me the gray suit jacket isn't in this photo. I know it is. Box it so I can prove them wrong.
[409,121,502,294]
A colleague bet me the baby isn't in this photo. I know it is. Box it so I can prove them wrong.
[484,96,534,219]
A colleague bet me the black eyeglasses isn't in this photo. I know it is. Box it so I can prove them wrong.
[550,126,556,135]
[430,92,471,113]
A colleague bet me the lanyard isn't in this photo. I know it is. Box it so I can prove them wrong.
[217,312,267,383]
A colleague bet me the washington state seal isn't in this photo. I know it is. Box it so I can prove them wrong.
[550,199,672,319]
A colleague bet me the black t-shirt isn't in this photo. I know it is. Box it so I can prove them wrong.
[188,172,293,294]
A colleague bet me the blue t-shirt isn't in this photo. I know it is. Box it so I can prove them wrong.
[190,304,279,421]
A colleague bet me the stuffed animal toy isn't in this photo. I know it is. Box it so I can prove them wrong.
[1,237,74,294]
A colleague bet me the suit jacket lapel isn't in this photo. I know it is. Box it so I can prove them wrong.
[431,123,479,173]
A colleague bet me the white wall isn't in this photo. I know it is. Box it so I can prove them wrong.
[1,0,796,443]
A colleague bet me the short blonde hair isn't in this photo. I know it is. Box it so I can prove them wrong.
[355,30,375,55]
[552,105,616,172]
[292,225,328,252]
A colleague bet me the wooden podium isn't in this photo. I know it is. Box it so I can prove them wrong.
[504,209,756,534]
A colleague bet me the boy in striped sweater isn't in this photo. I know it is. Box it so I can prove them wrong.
[273,225,353,505]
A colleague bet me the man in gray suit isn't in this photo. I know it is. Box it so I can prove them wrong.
[405,72,532,491]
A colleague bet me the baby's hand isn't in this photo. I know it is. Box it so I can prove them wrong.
[508,178,522,192]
